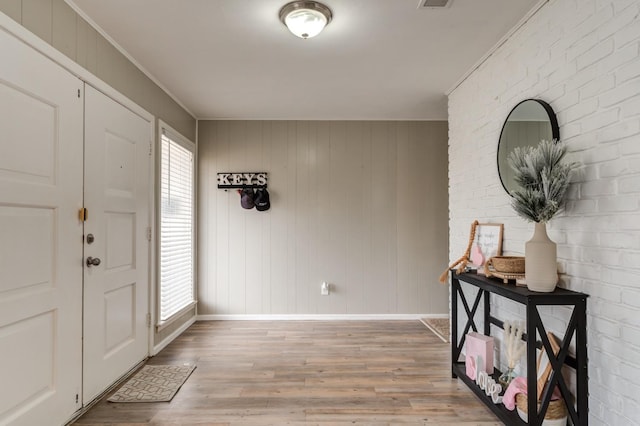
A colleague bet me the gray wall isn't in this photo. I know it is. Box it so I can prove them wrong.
[1,0,197,344]
[198,120,449,315]
[1,0,195,141]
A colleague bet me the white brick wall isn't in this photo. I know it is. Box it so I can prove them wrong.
[448,0,640,424]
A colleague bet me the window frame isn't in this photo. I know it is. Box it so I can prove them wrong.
[156,120,197,329]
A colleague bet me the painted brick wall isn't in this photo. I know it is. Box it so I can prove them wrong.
[448,0,640,424]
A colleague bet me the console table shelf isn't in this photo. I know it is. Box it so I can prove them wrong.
[451,271,589,426]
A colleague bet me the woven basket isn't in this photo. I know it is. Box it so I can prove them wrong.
[487,256,525,273]
[516,392,567,420]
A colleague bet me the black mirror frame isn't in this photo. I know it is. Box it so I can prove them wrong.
[497,98,560,195]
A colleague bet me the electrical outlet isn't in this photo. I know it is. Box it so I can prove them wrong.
[321,282,330,296]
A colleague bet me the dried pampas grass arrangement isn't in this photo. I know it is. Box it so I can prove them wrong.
[504,320,526,370]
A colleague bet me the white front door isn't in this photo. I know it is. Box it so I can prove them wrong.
[0,29,83,425]
[82,85,151,403]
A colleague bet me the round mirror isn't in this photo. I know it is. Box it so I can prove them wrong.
[497,99,560,195]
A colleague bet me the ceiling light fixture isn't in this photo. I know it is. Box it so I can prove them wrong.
[279,1,332,39]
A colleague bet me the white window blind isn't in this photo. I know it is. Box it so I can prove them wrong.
[160,131,195,322]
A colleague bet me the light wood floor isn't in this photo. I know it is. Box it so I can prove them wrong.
[73,320,500,425]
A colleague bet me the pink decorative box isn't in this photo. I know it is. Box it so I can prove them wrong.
[465,332,494,378]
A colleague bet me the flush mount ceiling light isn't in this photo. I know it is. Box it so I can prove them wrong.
[279,1,332,39]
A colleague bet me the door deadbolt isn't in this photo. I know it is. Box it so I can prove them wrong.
[86,256,101,267]
[86,233,95,244]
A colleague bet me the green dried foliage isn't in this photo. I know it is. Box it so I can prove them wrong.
[507,140,579,223]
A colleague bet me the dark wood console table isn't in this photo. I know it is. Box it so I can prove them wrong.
[451,271,588,425]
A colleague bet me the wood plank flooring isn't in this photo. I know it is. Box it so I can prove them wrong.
[73,320,500,425]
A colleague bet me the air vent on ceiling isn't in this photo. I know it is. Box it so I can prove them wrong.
[418,0,451,8]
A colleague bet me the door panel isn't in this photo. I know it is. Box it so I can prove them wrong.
[0,28,83,425]
[83,85,151,403]
[105,212,135,270]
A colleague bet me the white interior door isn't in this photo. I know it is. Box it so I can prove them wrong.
[83,85,151,403]
[0,29,83,425]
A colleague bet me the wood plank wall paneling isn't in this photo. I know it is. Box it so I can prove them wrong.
[2,0,21,22]
[198,121,450,316]
[0,0,195,141]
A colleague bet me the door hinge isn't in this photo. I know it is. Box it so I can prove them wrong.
[146,313,152,327]
[147,227,152,241]
[77,89,81,98]
[75,393,79,404]
[79,208,88,221]
[149,142,152,156]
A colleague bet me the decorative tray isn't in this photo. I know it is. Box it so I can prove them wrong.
[485,270,526,284]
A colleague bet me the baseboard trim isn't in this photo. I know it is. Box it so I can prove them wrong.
[65,358,147,425]
[152,316,197,355]
[196,314,448,321]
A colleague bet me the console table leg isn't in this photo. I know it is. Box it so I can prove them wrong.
[576,298,589,426]
[483,291,490,336]
[526,303,540,426]
[451,274,459,378]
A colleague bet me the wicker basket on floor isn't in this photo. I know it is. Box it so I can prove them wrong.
[516,392,567,421]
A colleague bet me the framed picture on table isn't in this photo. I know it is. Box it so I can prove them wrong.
[470,223,503,267]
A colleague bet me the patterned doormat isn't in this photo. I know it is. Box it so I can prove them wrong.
[420,317,450,343]
[108,364,196,403]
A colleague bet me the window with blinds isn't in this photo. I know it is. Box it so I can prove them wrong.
[160,130,195,322]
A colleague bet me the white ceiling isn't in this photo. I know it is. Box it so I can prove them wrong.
[68,0,540,120]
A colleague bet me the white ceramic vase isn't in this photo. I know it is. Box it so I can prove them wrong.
[525,222,558,292]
